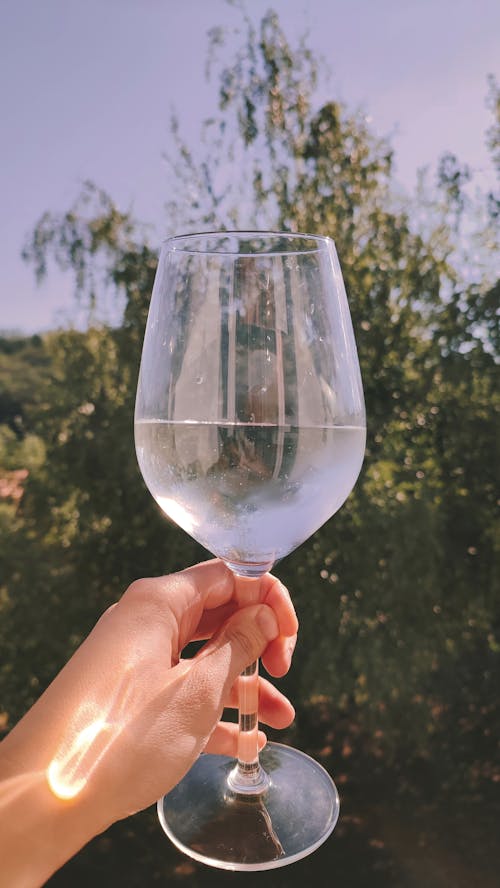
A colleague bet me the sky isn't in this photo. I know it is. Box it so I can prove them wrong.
[1,0,499,334]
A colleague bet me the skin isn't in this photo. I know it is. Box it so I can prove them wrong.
[0,560,298,887]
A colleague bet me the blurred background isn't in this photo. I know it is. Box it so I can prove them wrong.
[0,1,498,886]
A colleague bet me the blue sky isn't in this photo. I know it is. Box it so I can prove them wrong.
[1,0,499,333]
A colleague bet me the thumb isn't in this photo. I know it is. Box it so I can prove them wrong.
[192,603,279,698]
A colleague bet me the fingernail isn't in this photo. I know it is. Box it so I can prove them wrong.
[285,636,297,667]
[257,606,279,641]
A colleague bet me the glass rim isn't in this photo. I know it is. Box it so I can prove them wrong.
[161,230,335,257]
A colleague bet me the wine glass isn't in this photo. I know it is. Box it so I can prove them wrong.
[134,231,365,870]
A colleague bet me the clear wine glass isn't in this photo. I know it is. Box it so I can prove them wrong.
[134,231,365,870]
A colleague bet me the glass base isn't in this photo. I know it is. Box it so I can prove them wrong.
[157,741,340,871]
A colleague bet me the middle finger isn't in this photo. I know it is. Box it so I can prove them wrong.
[224,675,295,729]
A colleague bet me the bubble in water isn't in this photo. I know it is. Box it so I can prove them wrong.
[195,375,204,385]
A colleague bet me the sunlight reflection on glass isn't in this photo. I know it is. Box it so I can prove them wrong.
[156,495,200,535]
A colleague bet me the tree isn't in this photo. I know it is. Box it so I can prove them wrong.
[156,11,500,757]
[2,7,498,778]
[1,9,498,885]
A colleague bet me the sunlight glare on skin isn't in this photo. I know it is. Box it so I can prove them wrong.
[46,718,112,800]
[46,668,139,801]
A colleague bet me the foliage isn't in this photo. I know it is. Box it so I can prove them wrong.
[0,5,498,822]
[162,11,500,759]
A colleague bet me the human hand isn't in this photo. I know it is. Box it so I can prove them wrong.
[0,559,297,885]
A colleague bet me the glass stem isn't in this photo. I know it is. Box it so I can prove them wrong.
[237,659,260,771]
[228,658,269,794]
[226,571,271,794]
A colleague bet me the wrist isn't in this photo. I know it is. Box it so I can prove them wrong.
[0,735,100,887]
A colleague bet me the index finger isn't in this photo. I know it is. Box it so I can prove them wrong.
[182,564,297,642]
[260,574,298,638]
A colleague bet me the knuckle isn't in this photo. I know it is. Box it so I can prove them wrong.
[123,577,169,613]
[124,577,151,601]
[120,577,175,629]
